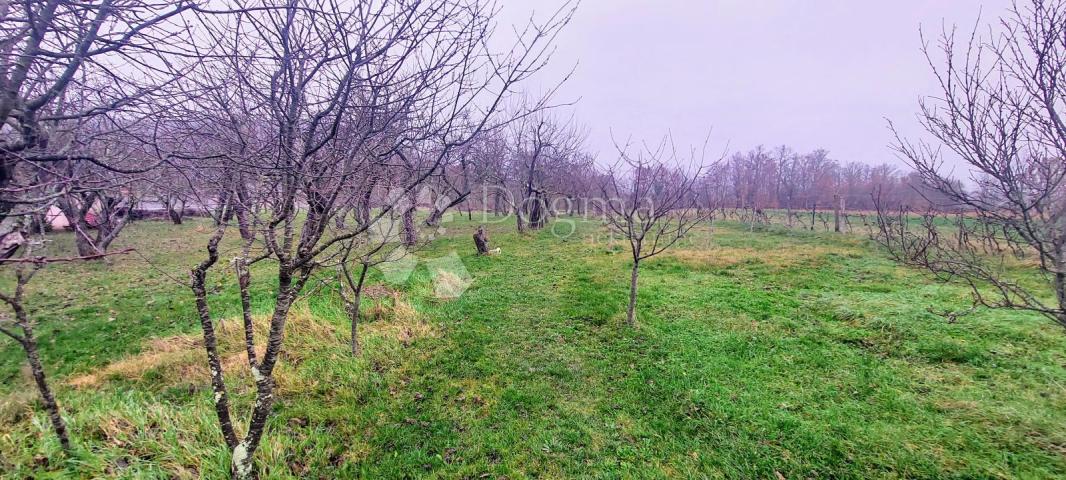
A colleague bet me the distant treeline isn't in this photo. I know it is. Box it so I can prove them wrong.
[697,146,955,212]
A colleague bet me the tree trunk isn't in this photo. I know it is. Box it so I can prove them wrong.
[403,190,418,246]
[355,201,369,227]
[515,206,526,234]
[57,197,100,257]
[333,205,351,229]
[213,190,230,226]
[403,207,418,246]
[1056,268,1066,329]
[73,232,101,257]
[833,194,842,233]
[191,227,241,451]
[626,260,640,327]
[493,189,505,216]
[348,264,368,356]
[355,177,377,227]
[232,288,296,480]
[473,226,490,255]
[424,208,444,227]
[91,214,129,255]
[168,201,184,225]
[60,194,130,256]
[19,318,71,451]
[425,192,472,227]
[526,193,547,230]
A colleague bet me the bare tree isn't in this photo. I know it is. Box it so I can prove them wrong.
[54,146,144,256]
[0,0,196,230]
[696,144,925,225]
[0,250,68,451]
[506,110,586,232]
[0,0,198,459]
[600,138,710,327]
[180,1,576,477]
[423,141,478,227]
[879,0,1066,328]
[0,234,133,451]
[150,159,199,224]
[336,205,412,357]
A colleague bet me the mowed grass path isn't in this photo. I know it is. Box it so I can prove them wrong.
[1,217,1064,478]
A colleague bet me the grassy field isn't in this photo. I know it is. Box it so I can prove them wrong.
[1,215,1064,479]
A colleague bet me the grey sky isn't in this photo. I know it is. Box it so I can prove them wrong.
[500,0,1010,169]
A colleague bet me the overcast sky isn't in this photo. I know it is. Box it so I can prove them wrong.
[499,0,1011,169]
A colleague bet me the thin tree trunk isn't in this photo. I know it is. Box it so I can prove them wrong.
[18,312,71,451]
[234,196,258,366]
[403,190,418,246]
[1,263,71,452]
[493,189,504,216]
[626,260,640,327]
[356,176,377,227]
[515,205,526,233]
[73,231,99,257]
[1056,268,1066,329]
[527,193,547,230]
[57,197,100,257]
[403,206,418,246]
[190,226,240,450]
[333,204,351,229]
[213,190,230,226]
[424,208,444,227]
[168,197,185,225]
[833,194,842,233]
[786,201,793,228]
[347,263,368,356]
[169,207,184,225]
[232,287,296,479]
[235,257,257,366]
[424,192,470,227]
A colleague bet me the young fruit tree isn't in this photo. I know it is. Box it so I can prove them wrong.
[335,177,425,357]
[0,236,134,452]
[878,0,1066,329]
[600,139,710,327]
[0,0,197,455]
[337,217,410,357]
[179,0,576,477]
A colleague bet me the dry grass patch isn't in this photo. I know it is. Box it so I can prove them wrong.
[362,292,437,346]
[669,245,855,269]
[66,293,436,391]
[67,309,339,390]
[361,284,398,299]
[68,335,204,389]
[0,388,36,425]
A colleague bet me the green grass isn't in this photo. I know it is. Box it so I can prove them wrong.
[1,215,1064,478]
